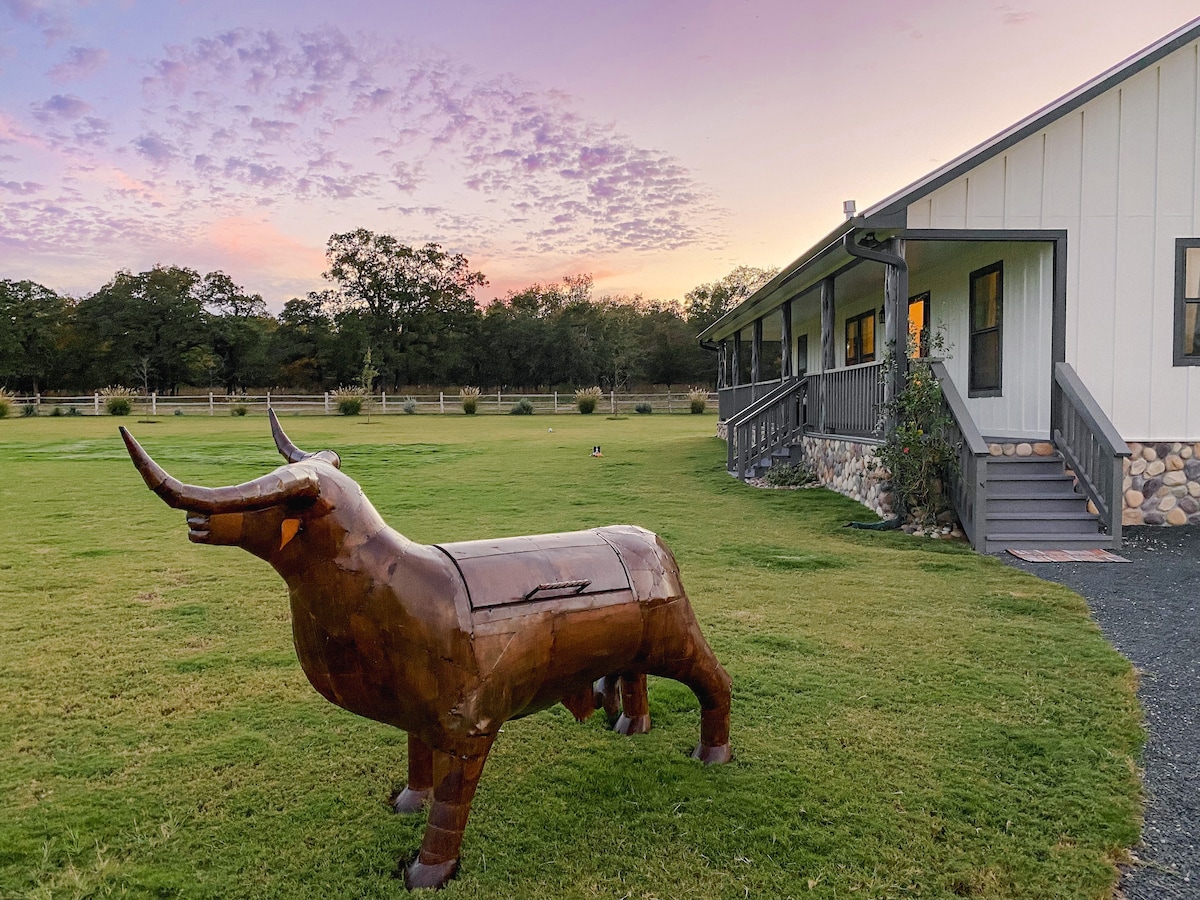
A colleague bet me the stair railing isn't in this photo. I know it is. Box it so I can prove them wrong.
[725,377,807,480]
[1051,362,1131,545]
[930,362,991,550]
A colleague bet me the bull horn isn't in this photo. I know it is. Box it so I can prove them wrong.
[120,427,321,513]
[269,408,341,469]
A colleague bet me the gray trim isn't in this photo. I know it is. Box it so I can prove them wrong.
[897,228,1069,243]
[1174,238,1200,366]
[865,18,1200,218]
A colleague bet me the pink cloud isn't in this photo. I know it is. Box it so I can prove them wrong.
[205,215,326,278]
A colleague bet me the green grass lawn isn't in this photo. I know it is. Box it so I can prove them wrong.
[0,413,1141,899]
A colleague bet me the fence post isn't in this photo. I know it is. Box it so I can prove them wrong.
[266,390,271,411]
[440,391,445,414]
[667,392,672,413]
[382,392,387,413]
[554,391,558,412]
[93,392,100,415]
[151,392,157,415]
[497,390,502,412]
[610,390,615,414]
[324,392,330,414]
[209,392,214,416]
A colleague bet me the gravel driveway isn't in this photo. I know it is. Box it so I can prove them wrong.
[1000,526,1199,899]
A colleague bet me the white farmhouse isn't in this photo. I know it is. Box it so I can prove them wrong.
[701,17,1200,551]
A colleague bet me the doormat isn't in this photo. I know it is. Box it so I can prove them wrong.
[1006,549,1130,563]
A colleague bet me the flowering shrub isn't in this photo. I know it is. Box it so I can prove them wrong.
[333,386,365,416]
[874,334,958,525]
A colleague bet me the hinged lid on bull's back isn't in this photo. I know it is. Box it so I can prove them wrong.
[435,530,632,611]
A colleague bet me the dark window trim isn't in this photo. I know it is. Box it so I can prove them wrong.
[845,309,876,366]
[908,292,930,358]
[968,261,1003,397]
[1174,238,1200,366]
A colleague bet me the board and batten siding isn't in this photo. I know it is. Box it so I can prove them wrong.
[911,242,1053,438]
[906,39,1200,441]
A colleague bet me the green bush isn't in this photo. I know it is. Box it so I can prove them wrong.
[763,462,814,487]
[634,402,653,415]
[510,398,535,415]
[230,405,248,417]
[21,403,39,417]
[575,386,602,414]
[0,400,9,419]
[687,388,707,414]
[337,397,363,416]
[105,397,132,416]
[402,397,418,414]
[173,408,184,416]
[459,386,480,415]
[50,406,64,417]
[66,406,82,417]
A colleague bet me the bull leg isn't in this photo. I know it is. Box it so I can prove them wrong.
[392,732,434,814]
[613,673,651,735]
[593,674,621,724]
[657,649,732,765]
[404,739,494,891]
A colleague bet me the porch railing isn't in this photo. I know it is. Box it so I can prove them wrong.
[725,378,806,479]
[930,362,991,549]
[1051,362,1131,545]
[718,378,783,420]
[803,362,885,439]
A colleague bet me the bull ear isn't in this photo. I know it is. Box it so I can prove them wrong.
[269,409,341,469]
[121,427,321,512]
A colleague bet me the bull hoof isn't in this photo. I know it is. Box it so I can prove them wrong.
[691,742,732,765]
[404,857,458,891]
[614,713,651,735]
[391,787,431,814]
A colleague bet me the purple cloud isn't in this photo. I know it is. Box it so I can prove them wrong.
[32,93,90,121]
[0,180,42,194]
[49,45,107,81]
[135,132,178,165]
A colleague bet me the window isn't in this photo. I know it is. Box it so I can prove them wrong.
[908,293,930,358]
[796,334,808,377]
[845,310,876,366]
[969,262,1003,396]
[1175,239,1200,366]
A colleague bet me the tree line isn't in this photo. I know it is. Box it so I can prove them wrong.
[0,228,775,396]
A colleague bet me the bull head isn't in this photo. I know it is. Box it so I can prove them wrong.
[120,411,368,564]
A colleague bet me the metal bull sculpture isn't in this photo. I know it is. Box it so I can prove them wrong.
[120,412,732,890]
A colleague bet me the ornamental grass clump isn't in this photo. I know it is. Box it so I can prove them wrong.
[333,386,365,416]
[402,397,418,415]
[101,385,136,416]
[634,402,653,415]
[575,386,603,414]
[0,389,12,418]
[687,388,708,414]
[763,462,814,488]
[510,398,535,415]
[459,386,480,415]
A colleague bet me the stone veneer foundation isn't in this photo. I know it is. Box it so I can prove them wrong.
[797,435,892,517]
[1121,441,1200,526]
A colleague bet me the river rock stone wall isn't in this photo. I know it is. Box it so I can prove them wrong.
[1122,441,1200,526]
[797,435,892,517]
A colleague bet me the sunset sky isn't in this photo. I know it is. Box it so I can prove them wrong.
[2,1,1198,310]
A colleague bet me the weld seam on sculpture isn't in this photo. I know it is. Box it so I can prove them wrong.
[121,411,732,891]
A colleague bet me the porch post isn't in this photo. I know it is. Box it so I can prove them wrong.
[883,238,909,437]
[730,330,741,386]
[780,300,793,380]
[820,277,836,372]
[717,340,727,389]
[751,318,762,388]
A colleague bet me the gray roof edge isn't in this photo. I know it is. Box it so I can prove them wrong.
[863,15,1200,218]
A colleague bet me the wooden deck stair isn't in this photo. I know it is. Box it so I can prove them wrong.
[982,453,1109,551]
